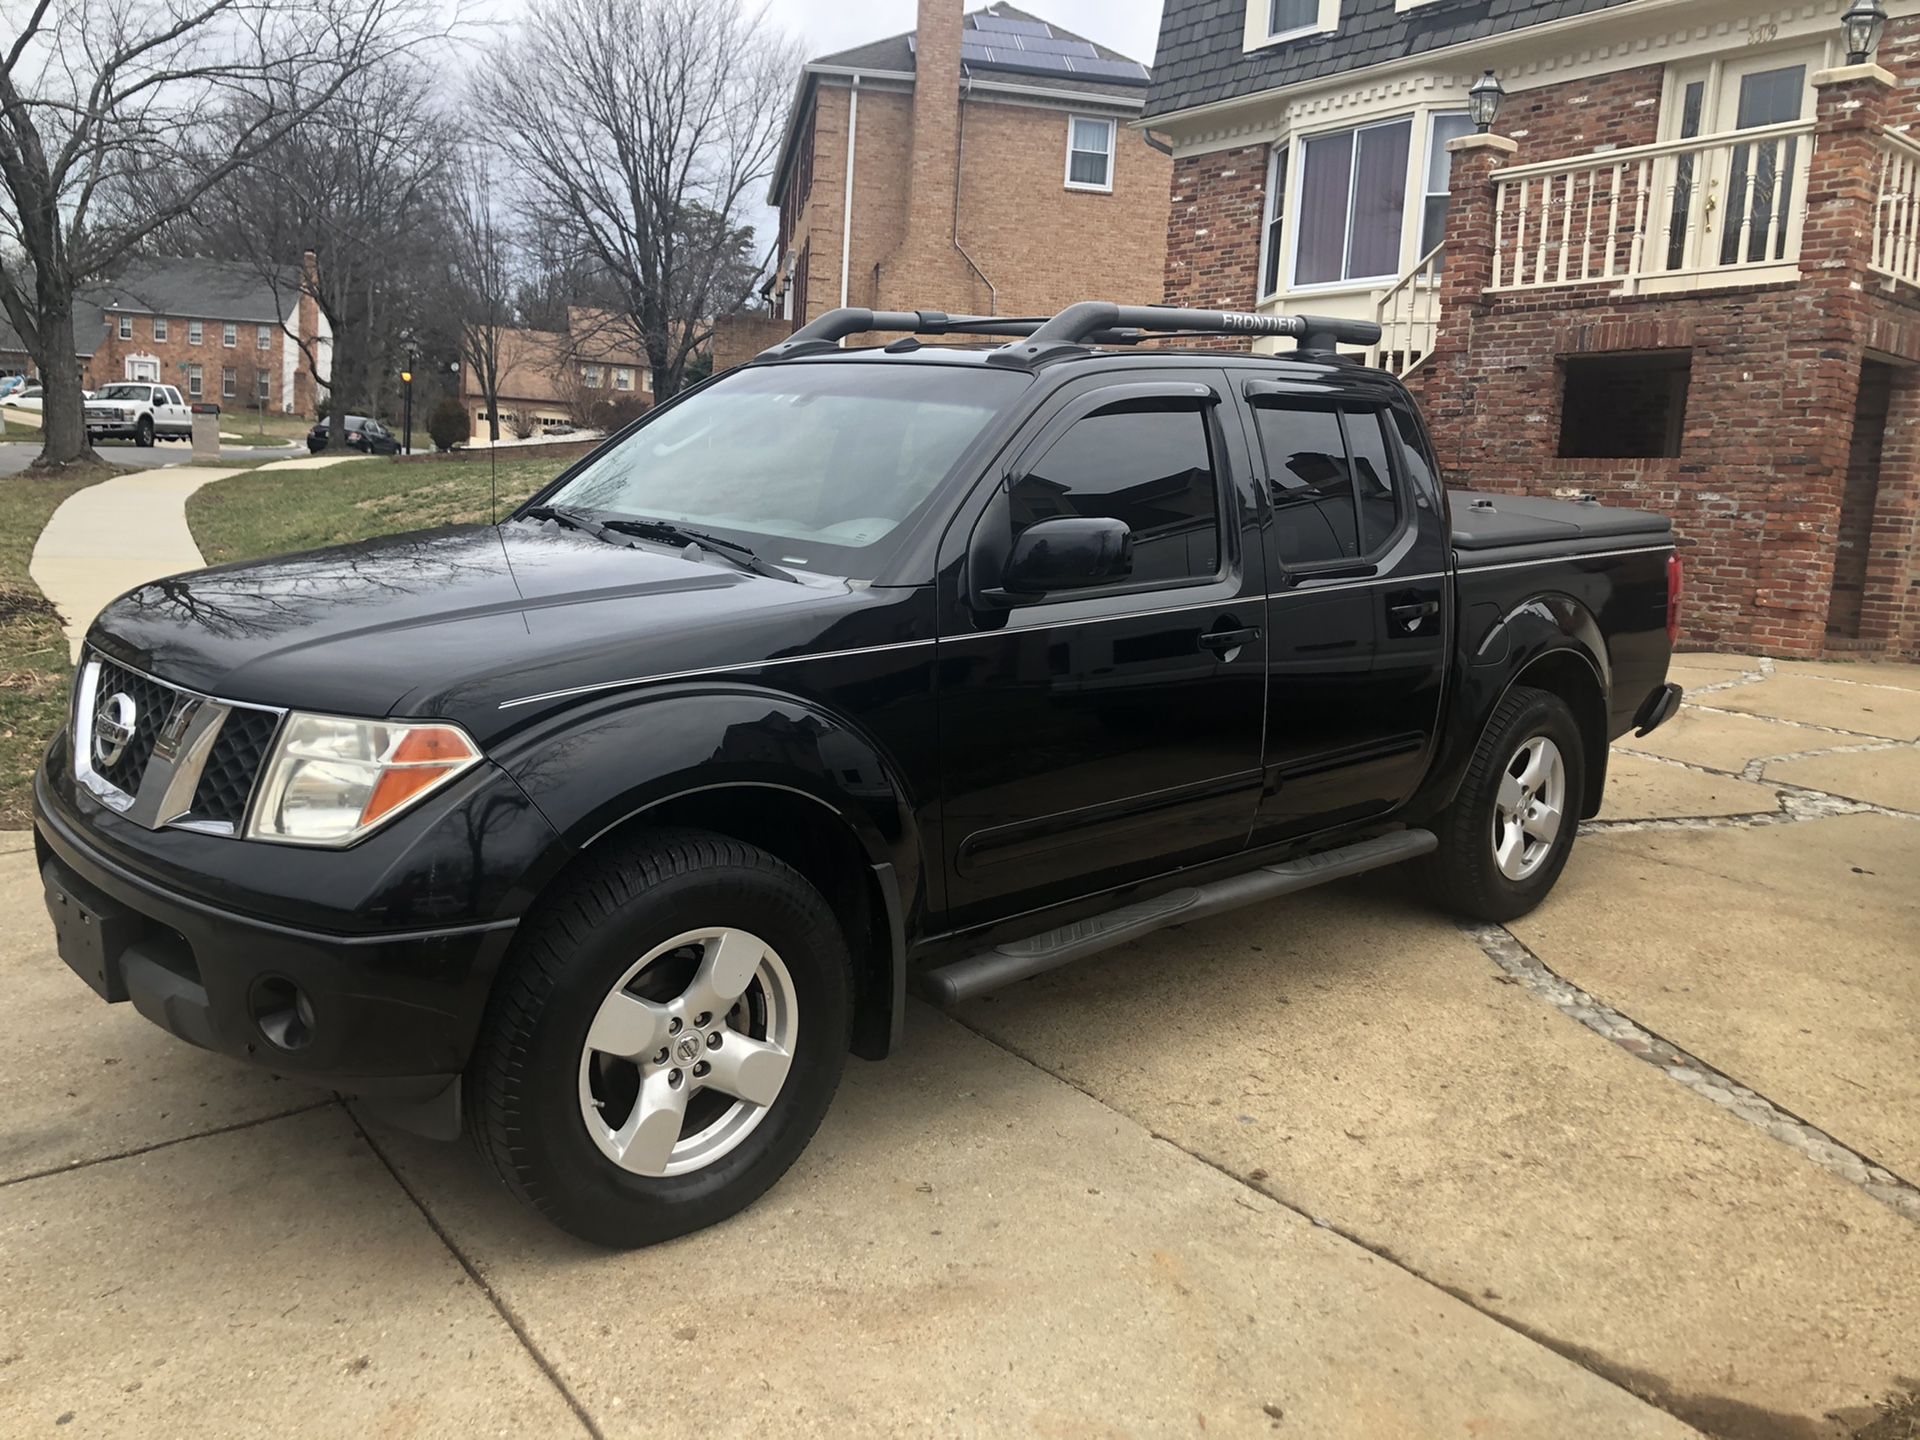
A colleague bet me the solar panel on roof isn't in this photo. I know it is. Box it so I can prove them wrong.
[970,15,1053,37]
[1009,35,1098,57]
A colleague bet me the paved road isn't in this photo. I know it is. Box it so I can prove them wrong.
[3,658,1917,1437]
[0,437,298,474]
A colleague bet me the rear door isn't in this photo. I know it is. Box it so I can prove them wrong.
[159,387,190,433]
[933,368,1268,929]
[1237,374,1449,840]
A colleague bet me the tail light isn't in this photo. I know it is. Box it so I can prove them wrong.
[1666,552,1683,647]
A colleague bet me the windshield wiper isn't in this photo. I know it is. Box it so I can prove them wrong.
[518,504,626,546]
[599,517,799,583]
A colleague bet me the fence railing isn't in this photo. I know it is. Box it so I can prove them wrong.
[1368,243,1444,378]
[1490,120,1814,293]
[1870,128,1920,287]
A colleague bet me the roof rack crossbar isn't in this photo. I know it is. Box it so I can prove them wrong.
[751,304,1384,366]
[987,303,1383,368]
[754,307,1152,361]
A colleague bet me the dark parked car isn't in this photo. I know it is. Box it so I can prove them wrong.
[36,303,1681,1247]
[307,414,399,454]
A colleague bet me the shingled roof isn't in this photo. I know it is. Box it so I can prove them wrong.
[1147,0,1647,119]
[89,256,297,325]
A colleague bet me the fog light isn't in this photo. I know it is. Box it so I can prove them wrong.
[250,975,315,1051]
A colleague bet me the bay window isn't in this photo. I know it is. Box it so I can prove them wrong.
[1261,144,1290,297]
[1294,117,1411,286]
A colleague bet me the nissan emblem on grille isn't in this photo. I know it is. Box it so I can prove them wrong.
[92,692,137,769]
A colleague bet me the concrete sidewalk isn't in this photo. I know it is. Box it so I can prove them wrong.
[26,454,361,660]
[3,657,1916,1438]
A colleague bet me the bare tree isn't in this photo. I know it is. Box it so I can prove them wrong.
[449,148,516,444]
[473,0,796,402]
[187,62,459,450]
[0,0,442,469]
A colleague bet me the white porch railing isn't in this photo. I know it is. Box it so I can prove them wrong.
[1490,120,1815,294]
[1870,128,1920,287]
[1368,243,1444,378]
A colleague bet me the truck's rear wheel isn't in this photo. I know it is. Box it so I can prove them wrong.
[1421,685,1585,923]
[466,831,852,1247]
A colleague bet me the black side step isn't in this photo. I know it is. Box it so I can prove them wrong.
[917,829,1437,1005]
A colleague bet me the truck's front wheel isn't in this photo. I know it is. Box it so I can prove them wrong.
[1421,685,1585,923]
[466,831,852,1247]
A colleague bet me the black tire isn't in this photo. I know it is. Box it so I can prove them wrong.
[466,830,853,1248]
[134,415,153,447]
[1420,685,1586,923]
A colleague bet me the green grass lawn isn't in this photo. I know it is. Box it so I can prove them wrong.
[186,452,570,567]
[0,465,124,828]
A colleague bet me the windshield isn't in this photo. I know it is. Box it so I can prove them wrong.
[540,363,1027,574]
[98,385,149,401]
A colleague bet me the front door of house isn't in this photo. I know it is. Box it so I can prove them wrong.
[1662,55,1814,275]
[126,358,160,382]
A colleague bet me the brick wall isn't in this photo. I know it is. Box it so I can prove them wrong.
[1500,64,1663,160]
[710,314,793,373]
[1161,145,1266,345]
[89,314,302,413]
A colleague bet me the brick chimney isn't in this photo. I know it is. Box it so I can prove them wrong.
[876,0,985,314]
[905,0,964,247]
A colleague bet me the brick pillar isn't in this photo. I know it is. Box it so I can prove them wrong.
[1860,363,1920,653]
[1760,63,1901,653]
[1418,133,1515,471]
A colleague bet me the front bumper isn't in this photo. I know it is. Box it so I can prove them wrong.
[34,745,568,1137]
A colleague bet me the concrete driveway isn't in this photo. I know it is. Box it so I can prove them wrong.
[3,657,1916,1438]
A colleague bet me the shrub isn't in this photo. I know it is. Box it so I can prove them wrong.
[427,396,468,452]
[506,409,537,440]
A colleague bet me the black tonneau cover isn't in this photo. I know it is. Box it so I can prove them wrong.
[1449,490,1672,565]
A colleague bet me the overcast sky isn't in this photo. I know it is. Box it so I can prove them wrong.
[768,0,1165,66]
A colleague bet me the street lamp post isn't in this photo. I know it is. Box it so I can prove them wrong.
[401,365,414,456]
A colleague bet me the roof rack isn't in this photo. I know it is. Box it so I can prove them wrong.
[754,304,1383,369]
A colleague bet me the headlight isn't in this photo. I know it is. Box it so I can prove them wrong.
[247,713,482,846]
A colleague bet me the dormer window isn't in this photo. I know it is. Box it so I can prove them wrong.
[1249,0,1338,48]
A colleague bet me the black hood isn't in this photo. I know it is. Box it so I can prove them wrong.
[89,521,902,737]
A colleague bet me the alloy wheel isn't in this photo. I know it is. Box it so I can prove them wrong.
[577,927,798,1178]
[1491,734,1566,882]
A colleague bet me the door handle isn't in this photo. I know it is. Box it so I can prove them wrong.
[1388,599,1440,633]
[1198,625,1260,655]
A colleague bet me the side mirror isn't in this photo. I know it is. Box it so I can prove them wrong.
[1002,516,1133,596]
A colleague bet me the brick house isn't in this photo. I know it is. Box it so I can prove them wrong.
[460,308,653,440]
[756,0,1171,340]
[1150,0,1920,658]
[86,256,329,416]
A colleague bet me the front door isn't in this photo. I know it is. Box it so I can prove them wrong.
[934,368,1269,930]
[1661,53,1814,274]
[126,358,160,382]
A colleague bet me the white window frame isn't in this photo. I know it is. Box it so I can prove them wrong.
[187,363,202,399]
[613,367,634,391]
[188,321,203,345]
[1064,115,1116,193]
[116,314,133,340]
[256,324,272,350]
[222,323,237,348]
[1285,113,1421,293]
[152,317,168,341]
[1418,110,1475,262]
[1257,143,1291,300]
[222,365,236,398]
[1245,0,1338,51]
[582,364,602,389]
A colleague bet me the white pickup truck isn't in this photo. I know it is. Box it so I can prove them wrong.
[84,382,194,447]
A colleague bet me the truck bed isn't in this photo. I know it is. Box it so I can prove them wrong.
[1449,490,1672,567]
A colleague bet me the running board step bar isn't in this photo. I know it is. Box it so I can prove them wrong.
[918,829,1437,1006]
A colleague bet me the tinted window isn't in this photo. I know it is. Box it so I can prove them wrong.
[1347,410,1398,553]
[1253,403,1400,565]
[1011,399,1220,585]
[1254,405,1356,566]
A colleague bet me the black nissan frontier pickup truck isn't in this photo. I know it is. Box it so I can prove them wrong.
[36,303,1683,1246]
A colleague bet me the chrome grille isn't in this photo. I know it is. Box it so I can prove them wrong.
[190,706,281,827]
[73,651,284,833]
[89,658,182,796]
